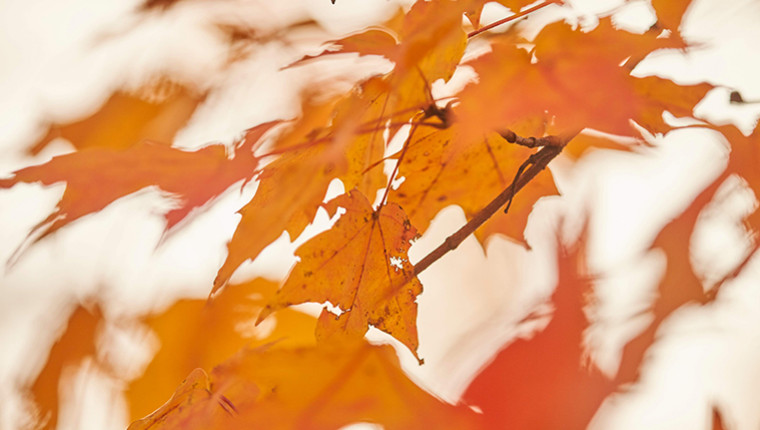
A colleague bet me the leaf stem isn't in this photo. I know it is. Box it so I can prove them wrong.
[467,0,557,39]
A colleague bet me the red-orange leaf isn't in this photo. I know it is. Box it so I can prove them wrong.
[463,234,614,429]
[127,278,316,421]
[29,85,202,155]
[455,19,709,142]
[1,122,274,243]
[130,341,484,430]
[259,190,423,358]
[215,79,392,293]
[29,304,104,430]
[616,176,723,385]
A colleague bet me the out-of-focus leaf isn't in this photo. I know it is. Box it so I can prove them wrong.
[29,304,104,430]
[1,122,275,243]
[463,234,614,429]
[30,86,201,154]
[130,341,484,430]
[127,278,316,421]
[455,19,709,143]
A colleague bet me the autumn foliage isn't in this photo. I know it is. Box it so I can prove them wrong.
[2,0,756,429]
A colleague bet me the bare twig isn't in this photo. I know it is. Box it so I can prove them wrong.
[412,132,574,277]
[500,130,565,148]
[467,1,557,39]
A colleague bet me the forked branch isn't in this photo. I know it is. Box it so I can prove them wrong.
[412,131,577,277]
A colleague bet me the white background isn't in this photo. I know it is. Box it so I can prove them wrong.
[1,0,760,429]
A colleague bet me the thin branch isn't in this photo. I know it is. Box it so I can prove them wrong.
[500,130,565,148]
[467,0,557,39]
[412,132,574,277]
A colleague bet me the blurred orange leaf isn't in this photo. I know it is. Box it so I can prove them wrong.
[130,341,484,430]
[128,368,249,430]
[30,86,201,155]
[127,278,316,420]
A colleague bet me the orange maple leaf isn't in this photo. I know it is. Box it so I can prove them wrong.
[29,85,201,155]
[257,189,423,358]
[213,81,391,293]
[130,341,484,430]
[214,0,473,293]
[390,126,558,246]
[294,0,466,135]
[127,278,316,421]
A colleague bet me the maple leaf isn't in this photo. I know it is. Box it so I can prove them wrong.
[28,304,105,430]
[616,176,724,385]
[29,85,202,155]
[390,126,558,246]
[295,0,466,133]
[301,0,466,78]
[215,0,472,292]
[213,81,390,293]
[130,341,484,430]
[257,189,423,358]
[0,122,275,245]
[127,278,316,421]
[455,19,710,143]
[463,233,614,429]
